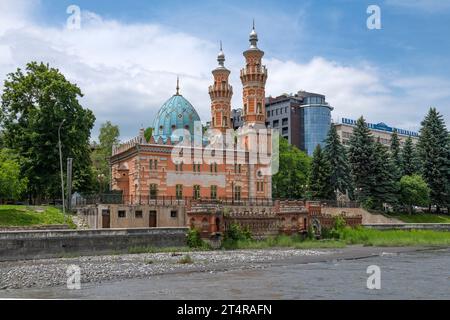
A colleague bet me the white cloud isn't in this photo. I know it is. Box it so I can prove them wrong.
[266,57,450,130]
[0,0,448,142]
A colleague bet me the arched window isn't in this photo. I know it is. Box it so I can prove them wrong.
[201,218,209,231]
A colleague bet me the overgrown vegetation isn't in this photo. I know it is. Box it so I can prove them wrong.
[222,223,252,249]
[0,205,75,228]
[339,227,450,247]
[186,228,209,249]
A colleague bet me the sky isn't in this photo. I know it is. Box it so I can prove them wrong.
[0,0,449,141]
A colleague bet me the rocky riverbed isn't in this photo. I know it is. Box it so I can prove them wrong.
[0,249,329,290]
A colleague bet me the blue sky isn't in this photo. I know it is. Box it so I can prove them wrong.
[0,0,449,140]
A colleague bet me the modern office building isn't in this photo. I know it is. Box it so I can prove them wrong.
[334,118,419,147]
[232,91,333,156]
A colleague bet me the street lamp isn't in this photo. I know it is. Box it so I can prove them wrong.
[58,119,66,220]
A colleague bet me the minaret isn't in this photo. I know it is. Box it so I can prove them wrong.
[240,21,268,127]
[209,41,233,133]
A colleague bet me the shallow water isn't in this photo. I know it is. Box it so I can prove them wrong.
[2,248,450,299]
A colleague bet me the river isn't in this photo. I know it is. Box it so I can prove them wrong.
[1,247,449,299]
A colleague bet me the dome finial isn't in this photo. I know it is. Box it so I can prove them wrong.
[249,19,258,48]
[176,76,180,95]
[217,40,225,67]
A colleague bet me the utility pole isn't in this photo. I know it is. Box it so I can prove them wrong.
[58,119,66,218]
[67,157,73,214]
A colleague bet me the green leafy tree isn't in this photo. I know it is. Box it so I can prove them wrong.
[323,124,353,199]
[91,121,120,192]
[0,62,95,202]
[390,129,403,180]
[144,127,153,142]
[348,117,376,203]
[0,149,28,201]
[399,175,430,214]
[272,136,311,199]
[402,136,421,176]
[308,144,333,200]
[371,139,399,209]
[417,108,449,212]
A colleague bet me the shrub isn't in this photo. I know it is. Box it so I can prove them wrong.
[222,223,252,249]
[178,254,193,264]
[187,228,204,248]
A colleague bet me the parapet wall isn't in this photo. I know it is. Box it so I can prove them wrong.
[0,228,188,261]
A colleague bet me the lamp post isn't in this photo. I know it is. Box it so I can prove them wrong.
[58,119,66,219]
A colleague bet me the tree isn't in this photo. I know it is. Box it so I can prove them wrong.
[91,121,120,192]
[0,149,28,201]
[390,129,403,180]
[348,116,376,203]
[272,136,311,199]
[417,108,449,212]
[144,127,153,142]
[399,175,430,214]
[371,139,399,209]
[402,136,421,176]
[308,144,333,200]
[0,62,96,202]
[323,124,353,199]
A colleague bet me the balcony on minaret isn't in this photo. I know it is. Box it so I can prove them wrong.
[240,65,268,81]
[208,83,233,98]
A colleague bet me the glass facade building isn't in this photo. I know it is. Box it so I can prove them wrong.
[303,105,332,155]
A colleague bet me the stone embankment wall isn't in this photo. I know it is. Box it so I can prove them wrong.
[0,228,188,261]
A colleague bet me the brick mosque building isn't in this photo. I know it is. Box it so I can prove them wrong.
[79,25,362,237]
[110,24,272,204]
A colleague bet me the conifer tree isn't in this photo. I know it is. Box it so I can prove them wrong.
[348,117,376,203]
[417,108,449,212]
[402,136,420,176]
[372,139,399,209]
[390,129,403,180]
[308,144,333,200]
[323,124,353,199]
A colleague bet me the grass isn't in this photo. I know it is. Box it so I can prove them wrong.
[224,227,450,250]
[0,205,76,228]
[388,213,450,223]
[127,246,192,254]
[340,227,450,247]
[224,235,346,250]
[178,254,193,264]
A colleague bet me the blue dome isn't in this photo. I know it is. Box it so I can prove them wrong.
[152,94,201,142]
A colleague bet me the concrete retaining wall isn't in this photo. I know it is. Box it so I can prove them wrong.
[363,223,450,231]
[0,227,188,261]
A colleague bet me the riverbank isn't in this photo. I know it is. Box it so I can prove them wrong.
[0,245,440,293]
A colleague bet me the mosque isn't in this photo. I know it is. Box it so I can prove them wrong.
[82,25,363,236]
[110,24,273,203]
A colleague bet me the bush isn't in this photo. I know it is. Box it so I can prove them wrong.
[222,223,252,249]
[186,228,204,248]
[178,254,193,264]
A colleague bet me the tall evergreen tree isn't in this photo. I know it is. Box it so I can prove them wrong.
[348,116,376,203]
[402,136,420,176]
[323,124,353,199]
[308,144,333,200]
[372,139,399,209]
[390,129,403,179]
[417,108,449,212]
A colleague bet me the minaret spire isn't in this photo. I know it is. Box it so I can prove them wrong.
[176,76,180,95]
[249,19,258,49]
[217,40,225,67]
